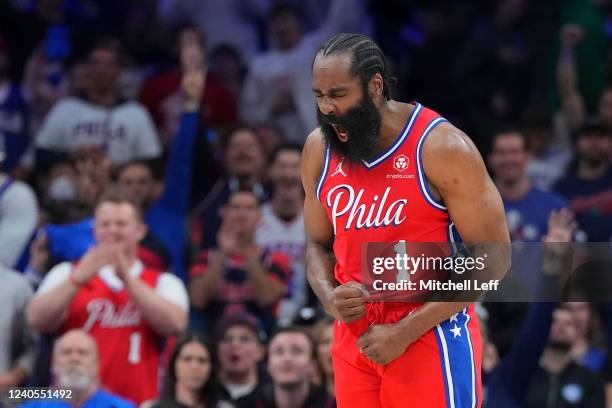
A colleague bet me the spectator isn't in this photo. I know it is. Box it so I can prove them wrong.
[138,23,236,145]
[312,317,334,397]
[26,188,189,404]
[34,150,170,272]
[191,125,267,250]
[554,119,612,242]
[19,329,134,408]
[33,39,161,169]
[522,107,572,191]
[239,0,366,144]
[208,44,247,103]
[482,209,575,408]
[0,153,38,270]
[566,302,606,373]
[40,61,203,278]
[158,0,269,61]
[551,2,607,120]
[253,326,335,408]
[481,300,556,408]
[452,0,536,146]
[489,130,567,242]
[0,37,30,176]
[0,265,37,387]
[256,143,305,326]
[215,315,267,406]
[525,306,606,408]
[189,189,289,335]
[153,332,218,408]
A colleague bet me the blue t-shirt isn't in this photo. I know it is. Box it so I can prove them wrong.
[19,389,135,408]
[503,187,567,292]
[554,170,612,242]
[504,187,568,242]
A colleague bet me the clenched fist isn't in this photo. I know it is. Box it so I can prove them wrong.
[326,281,369,323]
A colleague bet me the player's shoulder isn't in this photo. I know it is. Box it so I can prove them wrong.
[301,128,326,188]
[303,127,325,157]
[421,119,488,185]
[422,120,480,164]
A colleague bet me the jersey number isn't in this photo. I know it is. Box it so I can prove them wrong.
[393,240,410,283]
[128,332,141,364]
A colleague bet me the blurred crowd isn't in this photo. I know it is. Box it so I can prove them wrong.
[0,0,611,407]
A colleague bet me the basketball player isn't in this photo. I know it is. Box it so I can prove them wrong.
[302,33,511,407]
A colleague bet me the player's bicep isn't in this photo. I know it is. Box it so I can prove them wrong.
[301,129,334,248]
[424,126,509,244]
[304,193,334,247]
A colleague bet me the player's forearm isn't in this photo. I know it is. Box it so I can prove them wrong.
[26,280,77,332]
[124,276,187,337]
[397,301,473,343]
[244,250,284,306]
[306,241,338,315]
[188,252,226,309]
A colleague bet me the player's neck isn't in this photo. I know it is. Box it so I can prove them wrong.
[496,176,531,202]
[274,381,310,408]
[375,100,413,157]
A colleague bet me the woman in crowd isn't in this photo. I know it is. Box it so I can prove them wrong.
[156,332,218,408]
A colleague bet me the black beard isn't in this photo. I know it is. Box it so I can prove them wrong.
[316,93,381,163]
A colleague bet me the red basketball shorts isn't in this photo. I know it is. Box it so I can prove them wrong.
[331,302,482,408]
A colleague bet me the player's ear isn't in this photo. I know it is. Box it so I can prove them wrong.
[369,73,384,98]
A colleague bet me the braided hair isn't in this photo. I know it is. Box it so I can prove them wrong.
[317,33,396,100]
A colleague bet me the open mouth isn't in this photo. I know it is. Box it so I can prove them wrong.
[332,124,348,142]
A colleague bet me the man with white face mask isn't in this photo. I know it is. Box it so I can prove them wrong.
[20,329,134,408]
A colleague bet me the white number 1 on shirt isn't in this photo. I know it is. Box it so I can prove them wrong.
[393,240,409,283]
[128,332,141,364]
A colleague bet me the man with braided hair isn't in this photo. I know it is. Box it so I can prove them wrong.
[302,33,511,407]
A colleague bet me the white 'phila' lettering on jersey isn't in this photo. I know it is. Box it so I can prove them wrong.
[326,184,407,233]
[83,299,142,331]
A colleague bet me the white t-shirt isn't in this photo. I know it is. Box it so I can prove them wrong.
[256,203,306,325]
[34,97,161,164]
[0,175,38,269]
[37,260,190,319]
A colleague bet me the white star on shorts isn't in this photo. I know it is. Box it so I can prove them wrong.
[450,324,462,338]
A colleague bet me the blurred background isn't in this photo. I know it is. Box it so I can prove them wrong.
[0,0,611,407]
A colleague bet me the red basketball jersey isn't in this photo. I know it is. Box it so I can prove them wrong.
[61,265,162,404]
[317,103,456,293]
